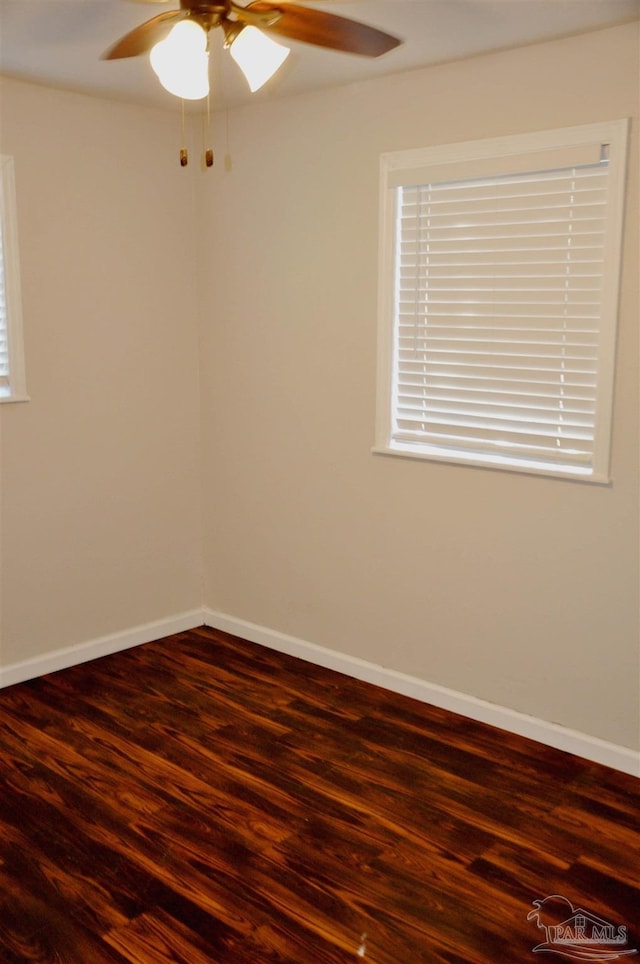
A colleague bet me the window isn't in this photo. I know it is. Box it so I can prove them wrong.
[375,121,629,482]
[0,155,28,403]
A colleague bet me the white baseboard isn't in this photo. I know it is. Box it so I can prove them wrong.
[203,608,640,778]
[2,606,637,777]
[0,609,205,689]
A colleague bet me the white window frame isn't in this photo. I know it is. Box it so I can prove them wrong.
[0,155,28,403]
[374,121,629,483]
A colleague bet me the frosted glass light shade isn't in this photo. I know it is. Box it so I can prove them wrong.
[230,26,289,92]
[150,20,210,100]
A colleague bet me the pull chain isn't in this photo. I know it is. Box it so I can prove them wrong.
[179,99,188,167]
[203,89,214,168]
[224,108,232,172]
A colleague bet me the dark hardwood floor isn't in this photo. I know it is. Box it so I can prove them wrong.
[0,626,637,963]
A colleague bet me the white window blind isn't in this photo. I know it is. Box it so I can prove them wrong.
[0,221,8,389]
[0,155,27,403]
[376,122,628,481]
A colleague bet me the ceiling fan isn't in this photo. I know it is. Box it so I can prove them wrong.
[103,0,403,100]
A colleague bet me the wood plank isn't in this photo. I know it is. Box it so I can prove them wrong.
[0,626,638,961]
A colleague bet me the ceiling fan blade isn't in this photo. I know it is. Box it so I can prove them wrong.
[247,2,401,57]
[103,10,186,60]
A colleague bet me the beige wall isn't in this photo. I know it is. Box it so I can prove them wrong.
[0,79,203,664]
[0,23,637,752]
[198,23,640,748]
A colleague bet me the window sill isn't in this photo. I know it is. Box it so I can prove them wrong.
[371,444,611,486]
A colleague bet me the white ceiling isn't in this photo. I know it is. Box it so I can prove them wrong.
[1,0,639,112]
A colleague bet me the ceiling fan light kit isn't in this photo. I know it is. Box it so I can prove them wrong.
[150,19,210,99]
[104,0,402,165]
[228,25,290,93]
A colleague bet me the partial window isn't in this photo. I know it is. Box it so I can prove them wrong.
[0,155,28,403]
[375,121,628,482]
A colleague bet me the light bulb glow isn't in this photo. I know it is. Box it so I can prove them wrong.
[230,26,289,93]
[150,20,209,100]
